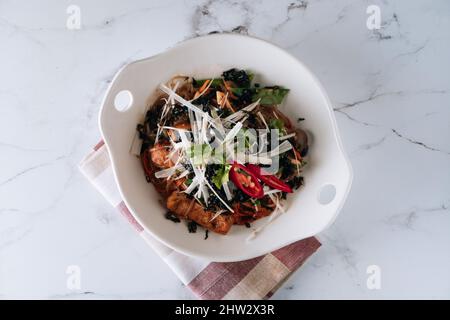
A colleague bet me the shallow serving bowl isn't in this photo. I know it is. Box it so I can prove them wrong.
[99,34,352,262]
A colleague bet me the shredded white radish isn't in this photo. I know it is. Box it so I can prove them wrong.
[188,109,198,144]
[174,169,190,180]
[209,209,226,222]
[245,154,272,165]
[160,84,222,132]
[161,125,190,133]
[201,183,209,205]
[160,84,207,117]
[292,146,301,176]
[190,79,213,102]
[204,179,234,212]
[168,82,180,107]
[268,194,286,217]
[154,164,183,179]
[257,111,269,130]
[279,132,296,141]
[184,178,199,194]
[247,194,286,241]
[264,189,281,195]
[178,130,192,150]
[272,110,279,119]
[240,114,249,123]
[223,122,242,143]
[224,99,260,122]
[261,141,292,157]
[196,117,203,144]
[210,110,226,137]
[155,82,180,144]
[223,182,232,201]
[201,116,208,144]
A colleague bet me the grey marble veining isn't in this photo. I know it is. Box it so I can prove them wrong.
[0,0,449,299]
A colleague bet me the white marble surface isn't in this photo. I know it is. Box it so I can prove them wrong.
[0,0,449,299]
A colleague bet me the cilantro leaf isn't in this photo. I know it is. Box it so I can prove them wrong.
[253,87,289,106]
[212,165,231,189]
[269,118,284,130]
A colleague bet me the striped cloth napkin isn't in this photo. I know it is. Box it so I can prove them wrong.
[79,140,321,299]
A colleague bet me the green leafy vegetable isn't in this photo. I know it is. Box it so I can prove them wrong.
[193,78,222,88]
[269,119,284,130]
[253,87,289,106]
[253,199,261,206]
[212,164,231,189]
[231,86,289,106]
[247,71,254,83]
[230,87,253,96]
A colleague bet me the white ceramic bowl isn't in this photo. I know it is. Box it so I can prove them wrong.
[99,34,352,262]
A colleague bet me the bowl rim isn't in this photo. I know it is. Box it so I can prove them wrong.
[98,33,353,262]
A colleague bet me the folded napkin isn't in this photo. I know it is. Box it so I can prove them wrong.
[79,140,321,299]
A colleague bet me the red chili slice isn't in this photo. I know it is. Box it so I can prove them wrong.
[246,164,293,193]
[229,163,264,199]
